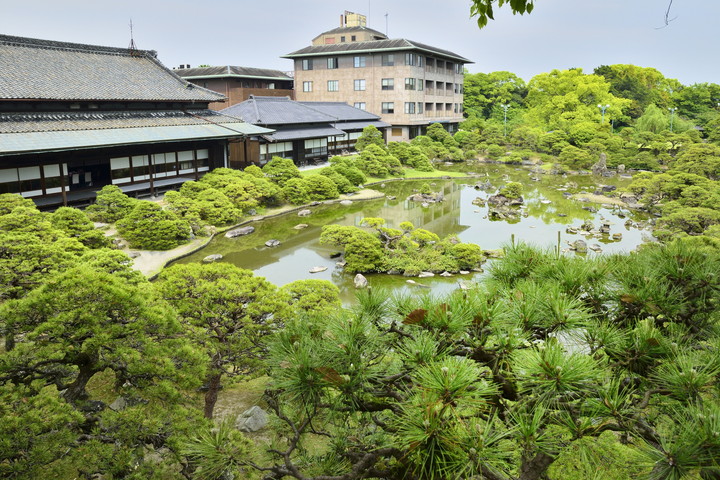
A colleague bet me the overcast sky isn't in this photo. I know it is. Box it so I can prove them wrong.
[2,1,717,86]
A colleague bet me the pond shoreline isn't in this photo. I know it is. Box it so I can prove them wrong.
[128,166,636,279]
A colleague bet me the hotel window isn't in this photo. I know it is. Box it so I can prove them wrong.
[354,102,366,110]
[417,102,424,114]
[404,102,416,114]
[327,57,339,69]
[302,59,313,70]
[381,102,395,114]
[417,79,424,91]
[381,54,394,66]
[354,79,366,91]
[327,80,339,92]
[405,78,416,90]
[354,55,366,67]
[381,78,394,90]
[456,63,463,74]
[418,55,424,67]
[351,35,356,41]
[405,53,416,66]
[341,36,346,42]
[303,81,313,92]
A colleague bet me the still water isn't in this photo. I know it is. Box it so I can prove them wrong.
[175,165,651,301]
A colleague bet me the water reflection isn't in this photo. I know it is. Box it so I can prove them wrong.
[174,165,650,302]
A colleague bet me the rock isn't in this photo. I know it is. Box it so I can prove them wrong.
[580,220,595,232]
[592,153,608,176]
[265,239,280,248]
[329,252,342,259]
[566,227,578,234]
[294,223,309,229]
[601,184,617,193]
[297,209,312,217]
[309,201,322,206]
[421,202,430,208]
[620,194,639,206]
[335,261,346,267]
[589,244,603,252]
[488,194,524,207]
[339,200,353,206]
[617,164,626,174]
[109,396,128,412]
[309,266,328,273]
[572,239,588,253]
[440,272,453,277]
[418,272,435,278]
[612,233,623,240]
[128,251,141,259]
[557,213,567,218]
[236,406,268,433]
[203,254,223,263]
[471,197,486,206]
[354,274,368,288]
[225,226,254,238]
[406,280,430,288]
[386,195,396,200]
[483,249,505,259]
[459,270,470,275]
[246,208,257,216]
[540,200,551,204]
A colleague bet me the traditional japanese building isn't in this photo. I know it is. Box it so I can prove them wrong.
[0,34,271,207]
[221,95,388,167]
[174,65,294,110]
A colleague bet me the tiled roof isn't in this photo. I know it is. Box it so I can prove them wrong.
[284,38,472,63]
[264,126,346,142]
[298,101,382,121]
[0,110,244,134]
[175,65,293,81]
[1,122,272,156]
[222,96,337,125]
[0,34,225,102]
[332,120,390,131]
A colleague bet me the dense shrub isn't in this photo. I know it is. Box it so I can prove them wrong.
[85,185,137,223]
[116,201,190,250]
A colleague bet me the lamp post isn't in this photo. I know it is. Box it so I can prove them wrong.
[597,104,610,125]
[668,107,677,132]
[501,104,510,137]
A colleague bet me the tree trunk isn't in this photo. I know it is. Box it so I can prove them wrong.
[203,371,223,419]
[519,452,556,480]
[63,361,96,404]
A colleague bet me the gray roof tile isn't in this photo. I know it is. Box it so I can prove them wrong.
[0,34,225,102]
[175,65,293,80]
[0,110,246,134]
[221,96,337,125]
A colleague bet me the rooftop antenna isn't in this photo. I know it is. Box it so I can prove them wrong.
[128,19,141,56]
[385,12,388,36]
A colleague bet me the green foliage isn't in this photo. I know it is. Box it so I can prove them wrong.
[320,224,385,273]
[262,156,301,187]
[282,279,342,316]
[302,174,340,201]
[282,177,310,205]
[0,193,35,216]
[354,124,386,152]
[357,144,402,178]
[50,207,111,249]
[182,420,253,480]
[116,201,190,250]
[85,185,137,223]
[243,164,264,178]
[499,181,523,199]
[157,262,290,417]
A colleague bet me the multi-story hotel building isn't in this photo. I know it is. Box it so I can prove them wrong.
[283,12,471,142]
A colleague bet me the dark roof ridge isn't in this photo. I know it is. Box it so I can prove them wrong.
[0,33,157,58]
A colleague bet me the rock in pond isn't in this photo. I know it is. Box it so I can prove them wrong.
[225,226,254,238]
[297,209,312,217]
[203,254,223,263]
[418,272,435,278]
[265,239,280,247]
[309,266,328,273]
[354,274,368,288]
[339,200,353,206]
[294,223,309,230]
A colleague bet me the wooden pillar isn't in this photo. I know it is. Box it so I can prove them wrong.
[60,162,68,207]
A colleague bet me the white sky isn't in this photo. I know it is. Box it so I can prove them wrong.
[2,0,717,86]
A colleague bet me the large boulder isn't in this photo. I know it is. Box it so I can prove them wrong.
[236,406,268,433]
[354,274,368,288]
[225,226,254,238]
[297,209,312,217]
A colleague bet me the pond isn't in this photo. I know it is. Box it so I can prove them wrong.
[174,164,652,302]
